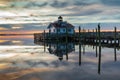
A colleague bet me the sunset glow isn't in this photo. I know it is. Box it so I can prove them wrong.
[0,0,120,80]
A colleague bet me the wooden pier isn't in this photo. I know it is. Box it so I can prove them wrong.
[34,25,120,46]
[34,24,120,74]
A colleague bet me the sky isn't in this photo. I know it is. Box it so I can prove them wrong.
[0,0,120,34]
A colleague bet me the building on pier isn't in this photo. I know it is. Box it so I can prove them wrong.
[47,16,75,34]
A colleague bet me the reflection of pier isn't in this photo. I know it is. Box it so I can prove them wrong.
[48,43,75,61]
[34,40,118,75]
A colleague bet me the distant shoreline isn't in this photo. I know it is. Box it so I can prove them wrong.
[0,34,33,36]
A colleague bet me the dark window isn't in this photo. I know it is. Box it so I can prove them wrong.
[54,29,55,32]
[63,28,65,32]
[68,29,71,32]
[57,28,60,32]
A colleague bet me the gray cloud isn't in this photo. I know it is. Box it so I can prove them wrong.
[0,24,12,29]
[50,0,68,8]
[101,0,120,6]
[8,0,97,9]
[77,9,103,16]
[10,1,48,8]
[24,2,48,8]
[49,0,97,8]
[0,0,120,23]
[73,1,92,6]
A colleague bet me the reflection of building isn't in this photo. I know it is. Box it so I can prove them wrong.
[48,43,75,61]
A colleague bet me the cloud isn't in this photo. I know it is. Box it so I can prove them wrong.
[11,24,23,29]
[50,0,68,8]
[0,0,119,16]
[73,0,93,6]
[0,23,47,32]
[22,2,48,8]
[61,4,104,16]
[100,0,120,6]
[66,8,103,16]
[0,24,12,29]
[0,0,120,24]
[1,0,97,9]
[0,27,8,30]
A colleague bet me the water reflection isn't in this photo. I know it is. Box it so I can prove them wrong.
[0,35,34,45]
[34,41,119,74]
[0,42,120,79]
[48,42,75,61]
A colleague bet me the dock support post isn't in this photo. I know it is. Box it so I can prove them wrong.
[83,45,85,54]
[96,28,98,43]
[114,27,117,45]
[114,27,117,61]
[66,27,68,60]
[96,44,98,57]
[119,32,120,46]
[66,44,68,60]
[95,28,98,57]
[44,30,46,52]
[79,26,82,65]
[98,23,101,74]
[93,29,95,43]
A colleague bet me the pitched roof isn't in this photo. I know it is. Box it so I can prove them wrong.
[48,21,74,28]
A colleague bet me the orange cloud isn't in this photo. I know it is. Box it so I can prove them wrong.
[0,40,9,43]
[0,27,8,30]
[0,0,10,7]
[11,26,22,29]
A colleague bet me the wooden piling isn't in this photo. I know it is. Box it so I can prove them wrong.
[114,27,117,45]
[79,26,81,43]
[79,26,82,65]
[96,45,98,57]
[114,27,117,61]
[119,32,120,46]
[83,45,85,54]
[93,42,95,49]
[44,30,46,52]
[93,29,94,36]
[114,46,117,61]
[96,28,98,57]
[65,27,68,60]
[98,24,101,74]
[93,29,95,43]
[96,28,98,43]
[66,44,68,60]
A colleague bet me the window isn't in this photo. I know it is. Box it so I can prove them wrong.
[57,28,60,32]
[63,28,65,32]
[54,29,55,32]
[68,29,71,32]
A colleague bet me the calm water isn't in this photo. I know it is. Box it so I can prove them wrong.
[0,35,120,80]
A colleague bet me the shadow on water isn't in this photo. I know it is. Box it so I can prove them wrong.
[34,40,118,74]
